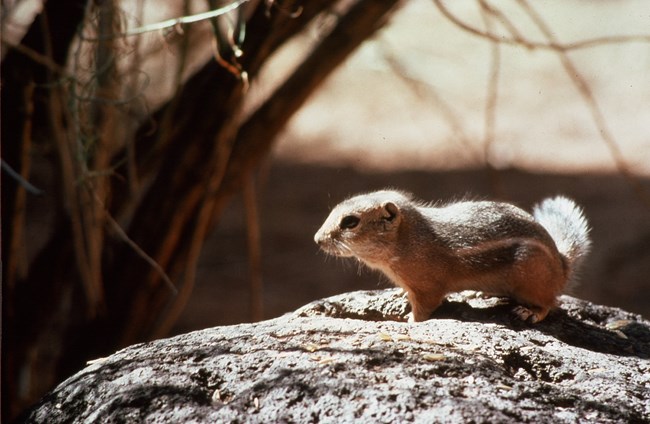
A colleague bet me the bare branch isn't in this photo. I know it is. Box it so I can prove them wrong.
[243,174,264,322]
[432,0,650,51]
[1,159,44,196]
[80,0,250,40]
[0,39,70,76]
[478,0,526,46]
[104,211,179,296]
[479,1,505,197]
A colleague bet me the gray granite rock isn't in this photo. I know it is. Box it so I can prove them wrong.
[23,289,650,423]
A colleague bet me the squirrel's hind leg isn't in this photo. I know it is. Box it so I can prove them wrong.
[508,245,566,324]
[512,304,550,324]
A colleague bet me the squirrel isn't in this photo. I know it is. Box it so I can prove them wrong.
[314,190,591,323]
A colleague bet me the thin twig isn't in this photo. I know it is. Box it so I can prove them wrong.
[243,174,264,322]
[1,39,70,76]
[6,81,36,290]
[479,1,505,198]
[125,0,146,198]
[1,159,44,196]
[103,210,178,296]
[79,0,249,40]
[478,0,527,46]
[432,0,650,52]
[45,2,106,317]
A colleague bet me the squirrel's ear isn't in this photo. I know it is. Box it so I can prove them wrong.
[382,202,399,222]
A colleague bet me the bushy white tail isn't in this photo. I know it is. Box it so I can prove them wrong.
[533,196,591,276]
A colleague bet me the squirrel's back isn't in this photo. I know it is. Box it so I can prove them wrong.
[533,196,591,282]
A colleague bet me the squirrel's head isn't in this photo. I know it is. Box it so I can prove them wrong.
[314,190,411,262]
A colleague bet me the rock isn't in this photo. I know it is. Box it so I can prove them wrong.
[22,290,650,423]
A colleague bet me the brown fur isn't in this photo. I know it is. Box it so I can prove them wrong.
[315,190,591,323]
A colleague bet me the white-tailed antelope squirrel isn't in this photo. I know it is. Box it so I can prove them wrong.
[314,190,591,323]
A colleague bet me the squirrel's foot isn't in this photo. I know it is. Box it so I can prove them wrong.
[407,306,436,323]
[512,305,549,324]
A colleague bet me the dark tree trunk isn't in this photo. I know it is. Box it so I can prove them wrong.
[1,0,403,420]
[2,2,88,419]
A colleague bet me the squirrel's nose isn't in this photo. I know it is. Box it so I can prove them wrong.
[314,229,327,246]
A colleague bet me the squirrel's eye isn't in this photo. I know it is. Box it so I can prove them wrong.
[339,215,360,230]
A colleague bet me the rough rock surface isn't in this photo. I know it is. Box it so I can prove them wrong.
[23,290,650,423]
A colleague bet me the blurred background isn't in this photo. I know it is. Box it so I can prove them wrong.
[2,0,649,420]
